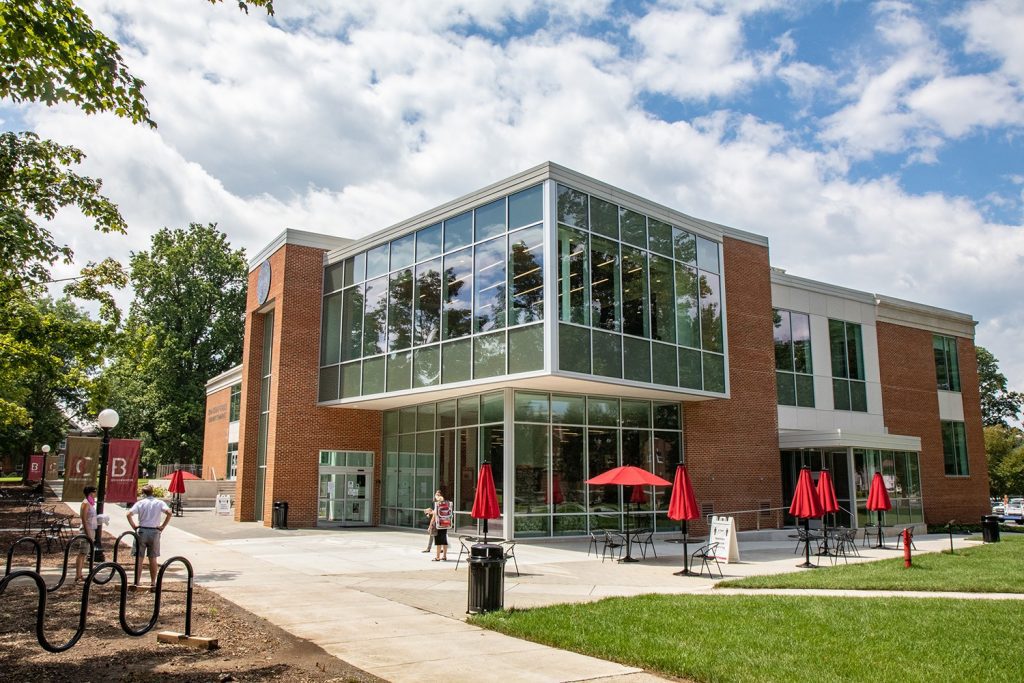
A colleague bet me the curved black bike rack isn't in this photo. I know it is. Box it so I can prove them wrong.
[1,534,195,653]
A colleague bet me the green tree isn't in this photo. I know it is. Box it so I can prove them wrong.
[976,347,1023,427]
[100,223,246,465]
[985,425,1024,497]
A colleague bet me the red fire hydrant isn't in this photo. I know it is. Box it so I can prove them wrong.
[903,528,912,568]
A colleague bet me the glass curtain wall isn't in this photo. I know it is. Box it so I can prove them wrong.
[382,391,505,532]
[853,449,923,526]
[320,185,545,402]
[254,310,274,522]
[773,309,814,407]
[555,184,726,393]
[829,319,867,412]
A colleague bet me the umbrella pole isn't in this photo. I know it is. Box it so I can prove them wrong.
[620,501,638,563]
[674,519,691,576]
[875,510,884,549]
[482,518,488,544]
[797,518,816,568]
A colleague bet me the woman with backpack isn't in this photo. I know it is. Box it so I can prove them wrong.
[428,490,452,561]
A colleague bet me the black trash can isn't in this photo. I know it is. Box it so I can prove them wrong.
[981,515,1001,543]
[466,543,505,614]
[272,501,289,529]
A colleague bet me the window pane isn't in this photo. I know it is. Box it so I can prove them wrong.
[673,228,696,264]
[443,211,473,252]
[850,380,867,412]
[341,286,363,361]
[587,397,619,426]
[387,268,414,351]
[588,428,619,511]
[559,324,590,374]
[623,336,651,383]
[832,378,850,411]
[509,323,544,374]
[515,424,550,513]
[619,207,646,247]
[591,330,622,378]
[795,373,815,408]
[362,356,385,395]
[321,292,342,365]
[776,371,796,406]
[390,233,415,270]
[475,198,506,241]
[413,345,440,388]
[590,196,618,239]
[510,224,544,325]
[386,351,412,392]
[590,236,620,331]
[437,400,456,429]
[846,323,865,381]
[829,319,848,378]
[414,258,442,346]
[557,185,588,229]
[416,222,442,262]
[443,247,473,339]
[481,391,504,423]
[696,236,719,273]
[508,185,542,229]
[621,245,649,338]
[458,396,480,426]
[621,399,651,428]
[473,331,506,379]
[699,272,723,352]
[324,262,345,293]
[558,225,589,325]
[340,361,360,397]
[474,236,506,333]
[934,335,948,390]
[678,347,702,389]
[703,352,725,393]
[366,244,389,279]
[653,402,680,430]
[441,338,471,384]
[551,394,585,424]
[647,219,673,257]
[675,263,700,348]
[651,341,677,388]
[318,365,339,402]
[362,276,388,355]
[649,254,675,343]
[515,392,550,422]
[791,312,812,374]
[552,425,585,511]
[947,338,961,391]
[344,253,365,286]
[773,309,793,372]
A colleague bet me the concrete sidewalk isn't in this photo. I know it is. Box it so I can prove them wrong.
[99,504,988,682]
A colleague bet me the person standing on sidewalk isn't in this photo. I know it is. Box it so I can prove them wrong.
[422,506,436,553]
[126,484,173,591]
[74,486,97,581]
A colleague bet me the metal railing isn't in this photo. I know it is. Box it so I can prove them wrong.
[703,505,787,531]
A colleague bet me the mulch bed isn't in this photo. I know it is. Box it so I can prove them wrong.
[1,484,383,682]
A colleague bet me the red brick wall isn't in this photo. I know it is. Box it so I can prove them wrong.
[201,386,231,481]
[876,322,989,523]
[684,238,782,532]
[235,243,382,527]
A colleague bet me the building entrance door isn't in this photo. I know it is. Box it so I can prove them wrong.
[318,466,373,526]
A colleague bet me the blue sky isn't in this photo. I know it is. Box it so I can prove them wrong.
[2,0,1022,391]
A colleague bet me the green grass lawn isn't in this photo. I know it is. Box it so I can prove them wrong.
[471,594,1024,682]
[719,534,1024,593]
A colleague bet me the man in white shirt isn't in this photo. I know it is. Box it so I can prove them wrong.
[126,484,173,590]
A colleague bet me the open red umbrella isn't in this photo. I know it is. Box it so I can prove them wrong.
[586,465,671,563]
[667,464,700,575]
[815,469,841,556]
[866,472,892,548]
[790,467,824,568]
[471,462,500,542]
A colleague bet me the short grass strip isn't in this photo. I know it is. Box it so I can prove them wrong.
[471,594,1024,682]
[719,534,1024,593]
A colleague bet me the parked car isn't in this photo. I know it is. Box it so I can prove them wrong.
[992,502,1006,515]
[1005,498,1024,517]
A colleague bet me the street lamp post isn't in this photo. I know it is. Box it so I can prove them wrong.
[93,408,120,562]
[40,445,50,482]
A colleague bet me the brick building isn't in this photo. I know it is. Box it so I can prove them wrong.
[201,162,989,536]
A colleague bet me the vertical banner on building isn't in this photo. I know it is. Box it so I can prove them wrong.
[27,455,44,481]
[44,453,59,480]
[105,439,142,504]
[62,436,101,502]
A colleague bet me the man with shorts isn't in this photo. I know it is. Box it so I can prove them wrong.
[127,484,173,590]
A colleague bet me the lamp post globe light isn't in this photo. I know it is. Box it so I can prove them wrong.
[94,408,120,561]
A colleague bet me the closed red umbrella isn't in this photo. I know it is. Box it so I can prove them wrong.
[667,464,700,575]
[630,485,648,505]
[586,465,671,563]
[470,462,500,542]
[168,470,186,518]
[866,472,892,548]
[545,473,564,505]
[790,467,823,568]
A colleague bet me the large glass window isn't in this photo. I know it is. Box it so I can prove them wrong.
[443,247,473,339]
[774,309,814,407]
[590,236,620,331]
[829,319,866,412]
[229,384,241,422]
[941,421,969,476]
[387,268,414,352]
[473,236,506,333]
[558,226,589,325]
[510,225,544,325]
[933,335,961,392]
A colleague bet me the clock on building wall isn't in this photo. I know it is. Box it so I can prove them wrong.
[256,260,272,306]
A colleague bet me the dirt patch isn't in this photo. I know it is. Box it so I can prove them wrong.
[1,486,384,682]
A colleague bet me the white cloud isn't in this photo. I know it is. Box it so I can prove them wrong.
[951,0,1024,82]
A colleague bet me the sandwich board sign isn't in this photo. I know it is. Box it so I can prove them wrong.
[215,494,232,515]
[709,515,740,563]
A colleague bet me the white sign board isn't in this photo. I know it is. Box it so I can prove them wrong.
[708,515,740,563]
[215,494,232,516]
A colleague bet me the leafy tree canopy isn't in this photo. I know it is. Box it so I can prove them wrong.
[976,346,1023,427]
[985,425,1024,497]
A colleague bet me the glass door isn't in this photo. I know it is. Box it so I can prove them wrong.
[318,464,373,526]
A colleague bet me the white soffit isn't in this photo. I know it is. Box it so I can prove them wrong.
[779,429,921,452]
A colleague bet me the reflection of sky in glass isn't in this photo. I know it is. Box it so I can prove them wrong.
[474,236,506,332]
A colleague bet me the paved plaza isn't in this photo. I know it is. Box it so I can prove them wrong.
[94,505,986,682]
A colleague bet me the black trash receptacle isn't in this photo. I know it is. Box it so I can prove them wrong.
[272,501,289,529]
[467,543,505,614]
[981,515,1001,543]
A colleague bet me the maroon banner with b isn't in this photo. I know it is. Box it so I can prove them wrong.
[27,455,44,481]
[62,436,100,503]
[105,439,142,504]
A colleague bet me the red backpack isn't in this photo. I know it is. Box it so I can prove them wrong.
[435,501,453,529]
